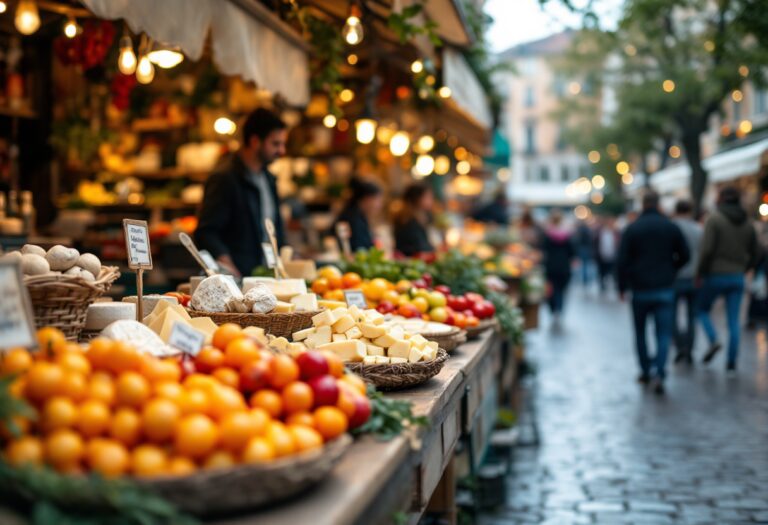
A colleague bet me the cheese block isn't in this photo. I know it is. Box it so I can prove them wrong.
[188,317,217,344]
[347,305,364,323]
[364,309,385,325]
[390,357,407,364]
[191,275,243,313]
[363,355,377,364]
[242,278,308,302]
[122,295,178,317]
[388,339,411,360]
[332,333,347,342]
[243,326,268,344]
[270,337,290,352]
[143,299,188,326]
[284,260,317,281]
[374,356,390,364]
[345,326,363,340]
[312,309,338,327]
[243,284,277,313]
[293,327,315,341]
[366,344,385,356]
[290,293,319,311]
[306,325,332,348]
[318,300,347,310]
[409,334,429,349]
[316,340,366,362]
[332,314,355,334]
[101,320,173,357]
[148,307,189,337]
[287,343,306,357]
[359,323,385,339]
[373,333,397,348]
[85,302,136,331]
[408,346,425,363]
[274,301,296,313]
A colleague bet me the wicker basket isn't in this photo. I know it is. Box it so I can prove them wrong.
[187,309,319,338]
[421,327,467,353]
[24,267,120,341]
[346,349,448,390]
[465,318,498,340]
[138,434,351,515]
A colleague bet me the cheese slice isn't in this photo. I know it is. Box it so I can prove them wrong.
[316,340,366,362]
[359,323,385,339]
[312,309,338,327]
[373,333,397,348]
[318,300,347,310]
[364,309,385,325]
[345,326,363,340]
[387,339,411,360]
[293,327,316,341]
[101,320,173,357]
[290,293,319,312]
[148,307,189,338]
[374,356,390,364]
[332,314,355,334]
[390,357,407,364]
[243,326,267,343]
[270,337,290,352]
[408,346,425,363]
[366,344,385,357]
[332,333,347,342]
[287,342,307,357]
[363,355,377,364]
[274,301,296,313]
[188,317,217,344]
[409,334,429,350]
[306,325,332,348]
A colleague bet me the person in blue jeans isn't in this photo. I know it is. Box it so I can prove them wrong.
[617,192,689,394]
[672,200,703,364]
[697,186,759,372]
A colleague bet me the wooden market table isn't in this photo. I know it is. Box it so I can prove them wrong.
[211,329,504,525]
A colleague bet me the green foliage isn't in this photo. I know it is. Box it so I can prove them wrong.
[0,375,35,438]
[487,292,525,347]
[428,249,487,295]
[339,248,428,282]
[387,2,441,47]
[353,387,428,441]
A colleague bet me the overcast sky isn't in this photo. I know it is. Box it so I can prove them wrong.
[484,0,623,53]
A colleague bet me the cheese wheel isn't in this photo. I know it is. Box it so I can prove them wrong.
[85,302,137,331]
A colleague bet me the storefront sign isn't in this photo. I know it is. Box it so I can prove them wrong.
[0,261,36,351]
[123,219,153,270]
[344,289,368,309]
[168,322,205,356]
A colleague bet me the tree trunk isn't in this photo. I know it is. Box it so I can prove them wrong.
[681,131,708,217]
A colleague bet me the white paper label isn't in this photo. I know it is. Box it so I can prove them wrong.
[0,262,36,350]
[199,250,219,272]
[125,222,151,267]
[262,243,276,269]
[168,322,205,356]
[344,289,368,309]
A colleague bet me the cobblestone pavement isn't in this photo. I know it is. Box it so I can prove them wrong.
[481,288,768,525]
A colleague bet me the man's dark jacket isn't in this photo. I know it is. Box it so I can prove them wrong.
[617,209,690,293]
[194,154,285,276]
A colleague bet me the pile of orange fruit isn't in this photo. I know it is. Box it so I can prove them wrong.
[1,325,370,478]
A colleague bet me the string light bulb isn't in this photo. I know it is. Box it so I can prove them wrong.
[118,35,137,75]
[214,117,237,135]
[148,45,184,69]
[0,2,7,14]
[390,131,410,156]
[411,60,424,74]
[414,154,435,177]
[136,55,155,84]
[322,114,337,128]
[15,0,40,35]
[355,118,377,144]
[342,4,364,46]
[417,135,435,153]
[63,16,80,39]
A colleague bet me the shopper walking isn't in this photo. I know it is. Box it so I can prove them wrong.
[393,183,435,257]
[672,199,703,364]
[542,210,575,330]
[617,192,689,394]
[574,219,594,285]
[697,186,759,372]
[333,178,383,253]
[595,217,620,292]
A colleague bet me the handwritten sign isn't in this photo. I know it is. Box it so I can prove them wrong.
[199,250,219,272]
[123,219,152,269]
[262,243,277,269]
[0,261,36,351]
[168,322,205,356]
[344,289,368,309]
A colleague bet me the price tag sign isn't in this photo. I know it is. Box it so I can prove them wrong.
[123,219,153,269]
[344,289,368,309]
[199,250,220,272]
[168,322,206,356]
[0,261,36,351]
[262,242,277,269]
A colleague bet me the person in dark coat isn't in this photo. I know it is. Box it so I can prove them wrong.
[195,108,287,277]
[472,190,510,225]
[617,192,689,394]
[394,184,435,257]
[333,178,383,253]
[541,210,575,329]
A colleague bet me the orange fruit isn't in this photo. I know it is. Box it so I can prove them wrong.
[86,338,113,370]
[44,428,84,470]
[158,360,181,383]
[115,371,150,408]
[1,348,33,375]
[139,356,173,383]
[219,412,259,452]
[249,407,271,435]
[336,385,357,419]
[212,367,240,389]
[203,450,236,470]
[313,406,348,440]
[311,277,330,295]
[195,347,225,373]
[281,382,313,414]
[269,354,299,389]
[77,399,111,437]
[86,438,128,477]
[183,373,219,391]
[56,352,91,376]
[328,275,343,290]
[142,398,180,442]
[36,327,67,356]
[364,278,389,301]
[5,436,44,466]
[264,421,295,457]
[288,424,324,452]
[131,444,168,477]
[87,373,116,406]
[465,316,480,328]
[153,381,184,404]
[320,351,345,379]
[342,272,363,289]
[208,386,247,420]
[59,372,88,401]
[42,396,78,431]
[212,323,243,352]
[339,374,367,396]
[174,414,218,459]
[250,389,283,418]
[224,338,260,368]
[25,362,64,402]
[109,342,144,374]
[178,388,210,415]
[381,289,401,305]
[109,408,142,446]
[317,265,342,280]
[168,456,197,476]
[286,412,315,427]
[242,436,275,463]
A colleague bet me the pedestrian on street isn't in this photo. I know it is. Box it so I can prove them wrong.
[697,186,760,372]
[541,210,575,331]
[595,216,620,293]
[574,219,594,285]
[672,199,703,364]
[617,192,690,394]
[333,177,383,253]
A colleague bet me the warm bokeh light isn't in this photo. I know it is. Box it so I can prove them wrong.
[214,117,237,135]
[669,145,681,158]
[568,81,582,95]
[456,160,471,175]
[389,131,410,156]
[118,36,137,75]
[15,0,40,35]
[63,17,79,38]
[616,161,630,175]
[339,89,354,103]
[136,55,155,84]
[342,11,364,45]
[760,204,768,217]
[591,193,604,204]
[347,54,358,65]
[454,147,468,161]
[414,154,435,177]
[322,114,337,128]
[148,49,184,69]
[739,65,749,77]
[588,150,600,163]
[622,173,634,185]
[574,205,591,220]
[662,80,675,93]
[732,90,743,102]
[592,175,605,189]
[435,155,451,175]
[497,167,511,182]
[355,118,377,144]
[624,44,637,56]
[417,135,435,153]
[739,120,753,134]
[411,60,424,74]
[438,86,452,99]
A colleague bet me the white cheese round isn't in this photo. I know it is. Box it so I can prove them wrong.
[85,302,137,331]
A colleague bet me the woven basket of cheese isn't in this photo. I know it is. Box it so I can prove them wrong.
[185,275,324,338]
[283,305,448,391]
[385,318,467,353]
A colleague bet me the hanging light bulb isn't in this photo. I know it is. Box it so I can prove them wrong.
[0,2,7,14]
[148,44,184,69]
[136,55,155,84]
[15,0,40,35]
[322,114,337,128]
[355,118,377,144]
[118,36,137,75]
[390,131,410,156]
[214,117,237,135]
[411,60,424,74]
[342,4,364,46]
[63,16,80,39]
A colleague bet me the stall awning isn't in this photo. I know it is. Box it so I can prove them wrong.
[81,0,310,106]
[443,48,493,131]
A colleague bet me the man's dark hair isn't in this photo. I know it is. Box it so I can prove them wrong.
[242,108,286,144]
[642,191,660,210]
[718,185,741,204]
[675,199,693,215]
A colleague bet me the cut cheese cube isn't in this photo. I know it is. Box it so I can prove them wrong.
[317,340,366,362]
[274,301,296,313]
[188,317,217,344]
[290,293,319,312]
[408,346,425,363]
[292,327,316,342]
[373,333,397,348]
[332,333,347,342]
[409,334,429,349]
[389,326,405,340]
[425,341,439,352]
[364,309,385,325]
[363,355,378,364]
[318,300,347,310]
[312,309,337,327]
[345,326,363,340]
[359,323,385,339]
[390,357,407,364]
[388,339,411,360]
[332,314,356,334]
[287,342,307,357]
[366,344,385,357]
[374,356,390,364]
[305,325,332,348]
[243,326,267,343]
[270,337,289,351]
[347,305,364,322]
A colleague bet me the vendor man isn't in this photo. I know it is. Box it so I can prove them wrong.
[195,108,287,277]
